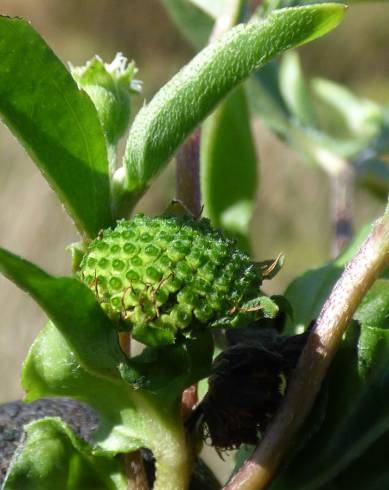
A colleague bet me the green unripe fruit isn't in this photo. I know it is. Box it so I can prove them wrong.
[79,214,277,346]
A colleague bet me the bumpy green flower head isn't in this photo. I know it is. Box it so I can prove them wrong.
[80,214,277,346]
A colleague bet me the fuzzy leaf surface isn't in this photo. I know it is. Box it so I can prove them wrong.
[23,322,166,455]
[3,418,127,490]
[23,322,195,490]
[0,16,112,237]
[123,4,345,196]
[201,86,257,249]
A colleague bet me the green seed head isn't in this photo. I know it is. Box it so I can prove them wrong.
[79,214,277,346]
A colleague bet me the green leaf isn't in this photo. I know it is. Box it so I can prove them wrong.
[0,245,211,398]
[161,0,214,49]
[271,324,389,490]
[0,248,194,477]
[279,50,316,127]
[23,322,155,454]
[189,0,231,19]
[120,330,213,401]
[247,61,291,135]
[355,158,389,201]
[312,77,384,140]
[190,458,221,490]
[121,4,346,199]
[71,54,140,174]
[320,430,389,490]
[284,223,372,333]
[3,418,127,490]
[201,86,257,249]
[354,279,389,329]
[0,16,112,237]
[24,322,193,490]
[0,246,124,378]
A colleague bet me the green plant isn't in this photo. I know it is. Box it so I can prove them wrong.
[0,1,388,489]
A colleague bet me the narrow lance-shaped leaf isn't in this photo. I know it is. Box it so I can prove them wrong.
[161,0,214,49]
[0,16,113,237]
[201,86,257,250]
[0,246,124,378]
[279,50,316,127]
[190,0,231,19]
[121,4,346,200]
[3,418,127,490]
[312,77,384,140]
[247,60,292,136]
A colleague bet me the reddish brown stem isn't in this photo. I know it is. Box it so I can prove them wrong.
[118,332,150,489]
[181,384,198,421]
[176,129,202,217]
[330,165,354,257]
[119,331,132,356]
[124,451,150,490]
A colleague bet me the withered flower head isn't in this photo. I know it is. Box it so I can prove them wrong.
[187,330,308,451]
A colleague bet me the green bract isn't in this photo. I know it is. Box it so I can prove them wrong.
[71,54,141,173]
[80,214,277,345]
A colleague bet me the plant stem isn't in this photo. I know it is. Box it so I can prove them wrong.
[176,129,202,415]
[224,209,389,490]
[330,164,354,257]
[118,332,150,490]
[125,451,150,490]
[152,431,194,490]
[176,129,202,217]
[250,0,263,12]
[175,0,243,218]
[181,384,198,421]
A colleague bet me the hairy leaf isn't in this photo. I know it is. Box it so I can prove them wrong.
[23,322,194,490]
[122,4,345,199]
[0,16,112,237]
[3,418,127,490]
[201,86,257,249]
[354,279,389,329]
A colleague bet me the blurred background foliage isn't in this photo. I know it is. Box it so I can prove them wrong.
[0,0,388,408]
